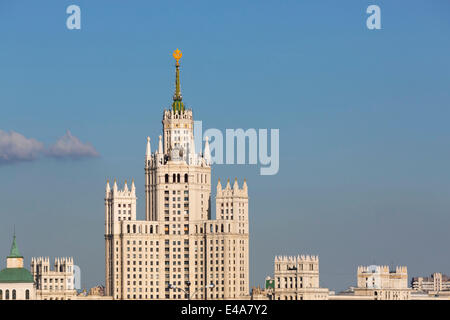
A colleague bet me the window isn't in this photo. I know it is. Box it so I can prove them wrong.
[5,290,9,300]
[12,289,16,300]
[0,289,2,300]
[26,289,30,300]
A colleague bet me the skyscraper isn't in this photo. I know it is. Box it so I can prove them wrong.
[105,49,249,300]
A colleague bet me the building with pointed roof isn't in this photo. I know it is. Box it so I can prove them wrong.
[0,235,36,300]
[105,50,249,300]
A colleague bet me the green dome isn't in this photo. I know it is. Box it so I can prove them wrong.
[0,268,34,283]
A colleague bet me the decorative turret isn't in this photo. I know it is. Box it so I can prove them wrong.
[217,179,222,193]
[158,135,163,154]
[233,177,239,190]
[6,233,24,269]
[204,136,211,165]
[131,178,136,195]
[145,137,151,164]
[8,234,22,259]
[106,179,111,195]
[113,178,118,192]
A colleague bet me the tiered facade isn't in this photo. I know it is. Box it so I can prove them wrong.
[355,265,411,300]
[105,50,249,300]
[31,257,77,300]
[270,255,329,300]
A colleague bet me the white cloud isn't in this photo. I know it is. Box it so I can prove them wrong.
[46,130,99,159]
[0,130,44,164]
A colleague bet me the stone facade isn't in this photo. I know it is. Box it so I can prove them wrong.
[354,265,411,300]
[105,51,249,300]
[31,257,77,300]
[411,273,450,293]
[256,255,329,300]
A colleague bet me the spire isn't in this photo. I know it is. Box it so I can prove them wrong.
[217,179,222,192]
[243,178,248,194]
[8,233,22,258]
[158,135,163,154]
[171,49,184,113]
[131,178,136,194]
[204,136,211,164]
[124,179,128,192]
[113,178,118,192]
[226,178,231,189]
[233,177,239,190]
[145,136,151,162]
[106,179,111,193]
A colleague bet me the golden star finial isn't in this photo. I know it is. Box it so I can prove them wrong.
[173,48,182,65]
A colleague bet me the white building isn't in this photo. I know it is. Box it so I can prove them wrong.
[254,255,329,300]
[31,257,77,300]
[354,265,411,300]
[0,235,35,300]
[105,49,250,300]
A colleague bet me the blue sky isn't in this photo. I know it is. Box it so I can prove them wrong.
[0,0,449,292]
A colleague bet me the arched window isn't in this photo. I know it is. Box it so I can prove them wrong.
[165,174,169,183]
[5,290,9,300]
[12,289,16,300]
[0,289,3,300]
[221,224,224,232]
[177,174,180,183]
[133,225,136,233]
[150,225,153,234]
[25,290,30,300]
[215,225,218,233]
[127,225,130,233]
[184,174,188,183]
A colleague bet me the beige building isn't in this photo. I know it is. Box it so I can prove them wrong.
[0,235,36,300]
[105,50,249,300]
[254,255,329,300]
[411,273,450,294]
[31,257,77,300]
[353,265,411,300]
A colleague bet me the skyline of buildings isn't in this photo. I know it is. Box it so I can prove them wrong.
[1,50,450,300]
[2,1,450,295]
[2,234,450,300]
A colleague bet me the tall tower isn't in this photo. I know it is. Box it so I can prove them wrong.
[145,48,211,223]
[105,49,249,300]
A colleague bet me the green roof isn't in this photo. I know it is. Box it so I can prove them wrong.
[0,268,34,283]
[7,235,22,258]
